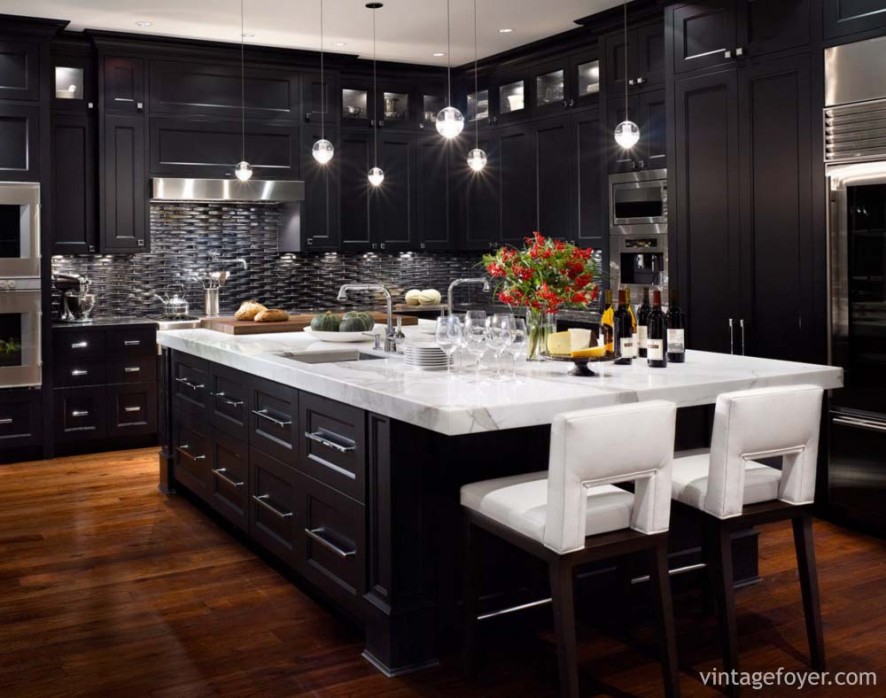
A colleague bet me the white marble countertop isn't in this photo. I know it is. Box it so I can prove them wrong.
[158,325,843,436]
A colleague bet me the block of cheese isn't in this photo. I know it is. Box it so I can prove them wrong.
[568,328,593,351]
[547,331,574,356]
[571,346,606,359]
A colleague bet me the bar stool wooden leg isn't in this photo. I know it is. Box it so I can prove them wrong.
[648,540,681,698]
[549,558,580,698]
[463,518,481,679]
[708,525,740,697]
[792,514,826,671]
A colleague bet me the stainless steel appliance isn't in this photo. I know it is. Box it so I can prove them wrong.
[0,277,41,388]
[608,169,668,301]
[151,178,304,203]
[825,37,886,534]
[54,273,95,323]
[0,182,40,279]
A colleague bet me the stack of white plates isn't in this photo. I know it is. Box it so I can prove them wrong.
[403,342,450,370]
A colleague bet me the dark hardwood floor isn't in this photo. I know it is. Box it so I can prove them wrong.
[1,448,883,697]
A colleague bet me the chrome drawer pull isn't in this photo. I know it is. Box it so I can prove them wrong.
[71,410,89,418]
[0,418,13,425]
[124,366,141,373]
[71,341,88,349]
[175,377,204,391]
[71,369,89,376]
[833,416,886,434]
[211,391,243,407]
[305,430,356,453]
[253,494,293,518]
[176,445,206,461]
[123,340,141,346]
[305,527,356,559]
[252,409,292,428]
[123,406,141,413]
[212,467,245,488]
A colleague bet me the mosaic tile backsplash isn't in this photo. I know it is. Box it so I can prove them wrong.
[51,203,490,319]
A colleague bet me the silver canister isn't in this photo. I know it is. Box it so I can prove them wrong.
[204,288,220,318]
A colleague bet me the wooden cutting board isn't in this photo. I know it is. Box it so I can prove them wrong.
[202,312,417,335]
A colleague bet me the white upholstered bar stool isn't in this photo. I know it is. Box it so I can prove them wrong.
[670,385,825,697]
[461,401,680,698]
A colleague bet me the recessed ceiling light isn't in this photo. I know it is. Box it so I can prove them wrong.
[498,28,514,33]
[242,32,255,38]
[135,20,153,27]
[333,41,347,47]
[432,52,445,57]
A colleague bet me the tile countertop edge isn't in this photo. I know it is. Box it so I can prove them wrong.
[157,329,843,437]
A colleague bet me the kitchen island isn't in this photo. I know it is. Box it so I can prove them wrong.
[157,326,842,675]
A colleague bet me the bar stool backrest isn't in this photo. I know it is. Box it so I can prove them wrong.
[544,400,677,554]
[705,385,824,519]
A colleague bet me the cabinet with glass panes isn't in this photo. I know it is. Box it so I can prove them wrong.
[497,77,526,122]
[572,56,601,107]
[532,60,567,115]
[51,53,95,113]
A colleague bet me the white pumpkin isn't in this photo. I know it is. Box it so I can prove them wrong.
[418,289,442,305]
[404,289,423,306]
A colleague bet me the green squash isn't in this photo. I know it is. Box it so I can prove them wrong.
[357,312,375,329]
[311,311,340,332]
[339,317,367,333]
[342,311,362,321]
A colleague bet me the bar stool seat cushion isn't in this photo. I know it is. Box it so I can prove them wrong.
[671,450,781,511]
[460,471,634,545]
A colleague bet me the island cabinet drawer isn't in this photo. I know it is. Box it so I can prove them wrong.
[54,331,105,362]
[208,430,249,532]
[108,356,157,385]
[108,384,158,437]
[208,364,251,441]
[54,359,106,388]
[172,411,213,500]
[249,377,299,464]
[106,327,156,357]
[298,393,366,503]
[0,390,42,448]
[296,472,366,615]
[54,387,107,442]
[249,448,300,566]
[171,352,209,415]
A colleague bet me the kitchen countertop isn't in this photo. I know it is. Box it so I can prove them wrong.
[158,325,843,436]
[52,316,162,329]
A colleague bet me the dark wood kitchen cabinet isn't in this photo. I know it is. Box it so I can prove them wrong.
[607,88,666,173]
[51,52,97,114]
[416,135,455,249]
[0,104,39,181]
[339,129,372,248]
[603,21,665,93]
[101,113,148,252]
[0,389,43,453]
[668,0,811,76]
[51,112,97,254]
[461,133,500,250]
[498,124,537,246]
[102,57,145,115]
[574,109,606,245]
[0,40,40,102]
[302,70,341,126]
[823,0,886,40]
[536,116,576,241]
[301,125,341,251]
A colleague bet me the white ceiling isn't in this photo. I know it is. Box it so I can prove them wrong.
[6,0,627,66]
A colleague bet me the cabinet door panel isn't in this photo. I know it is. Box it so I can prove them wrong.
[499,126,537,246]
[639,89,668,170]
[672,0,736,75]
[52,113,97,254]
[738,55,814,362]
[250,376,299,464]
[302,71,341,125]
[739,0,811,57]
[103,57,145,114]
[374,133,415,250]
[574,110,605,246]
[340,130,373,248]
[604,29,635,94]
[416,137,453,249]
[301,125,341,251]
[462,134,500,250]
[674,69,741,352]
[0,41,39,101]
[102,115,147,251]
[249,448,300,566]
[108,383,158,437]
[824,0,886,39]
[209,430,249,532]
[172,411,212,499]
[0,390,42,448]
[0,104,38,181]
[636,23,665,87]
[606,95,641,173]
[55,387,107,443]
[536,117,575,241]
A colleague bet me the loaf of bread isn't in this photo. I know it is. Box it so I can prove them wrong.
[235,300,267,321]
[254,308,289,323]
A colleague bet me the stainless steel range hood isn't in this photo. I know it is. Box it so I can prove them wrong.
[151,178,304,203]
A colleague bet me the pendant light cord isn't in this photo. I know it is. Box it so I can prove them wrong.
[320,0,325,141]
[241,0,246,162]
[446,0,452,104]
[473,0,479,147]
[372,7,378,167]
[623,0,629,120]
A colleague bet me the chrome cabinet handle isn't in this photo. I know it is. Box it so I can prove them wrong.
[213,467,245,488]
[628,78,636,86]
[71,341,88,349]
[211,392,243,407]
[735,47,745,57]
[176,445,205,461]
[123,406,141,413]
[175,377,204,390]
[71,410,89,418]
[724,49,733,59]
[252,409,292,428]
[124,340,141,347]
[71,369,88,376]
[636,76,646,85]
[305,430,356,453]
[728,318,735,355]
[124,366,141,373]
[305,527,356,558]
[833,416,886,433]
[0,418,13,425]
[253,494,293,518]
[740,319,746,355]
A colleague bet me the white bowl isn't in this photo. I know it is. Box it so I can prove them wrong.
[303,326,380,343]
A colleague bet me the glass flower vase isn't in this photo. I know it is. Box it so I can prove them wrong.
[526,310,557,361]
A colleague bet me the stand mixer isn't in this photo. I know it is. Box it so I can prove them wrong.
[54,273,96,323]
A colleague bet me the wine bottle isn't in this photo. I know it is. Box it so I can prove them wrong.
[637,287,651,358]
[601,288,614,356]
[613,289,635,365]
[666,288,686,363]
[647,289,667,368]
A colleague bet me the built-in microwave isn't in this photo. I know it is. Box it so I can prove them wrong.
[0,182,40,279]
[609,169,668,231]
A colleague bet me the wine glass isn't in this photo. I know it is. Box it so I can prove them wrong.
[506,318,528,378]
[463,312,488,379]
[486,313,516,378]
[435,315,462,377]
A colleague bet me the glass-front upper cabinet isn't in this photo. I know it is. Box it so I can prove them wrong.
[497,78,526,122]
[532,60,567,114]
[421,93,444,129]
[572,55,601,107]
[342,85,373,127]
[466,88,490,123]
[51,54,95,112]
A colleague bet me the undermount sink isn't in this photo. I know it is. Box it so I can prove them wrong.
[275,350,385,364]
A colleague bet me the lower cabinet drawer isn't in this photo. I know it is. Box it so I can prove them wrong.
[172,410,213,499]
[172,352,209,415]
[208,429,249,532]
[108,356,157,385]
[55,387,107,442]
[107,383,158,437]
[250,376,299,463]
[249,448,300,567]
[54,359,106,388]
[296,472,365,614]
[0,390,42,448]
[209,363,251,441]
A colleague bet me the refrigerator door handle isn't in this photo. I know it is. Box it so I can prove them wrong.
[833,415,886,434]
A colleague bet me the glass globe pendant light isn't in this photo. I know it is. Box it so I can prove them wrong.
[614,0,640,150]
[367,3,384,186]
[465,0,486,172]
[235,0,253,181]
[435,0,464,139]
[312,0,335,164]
